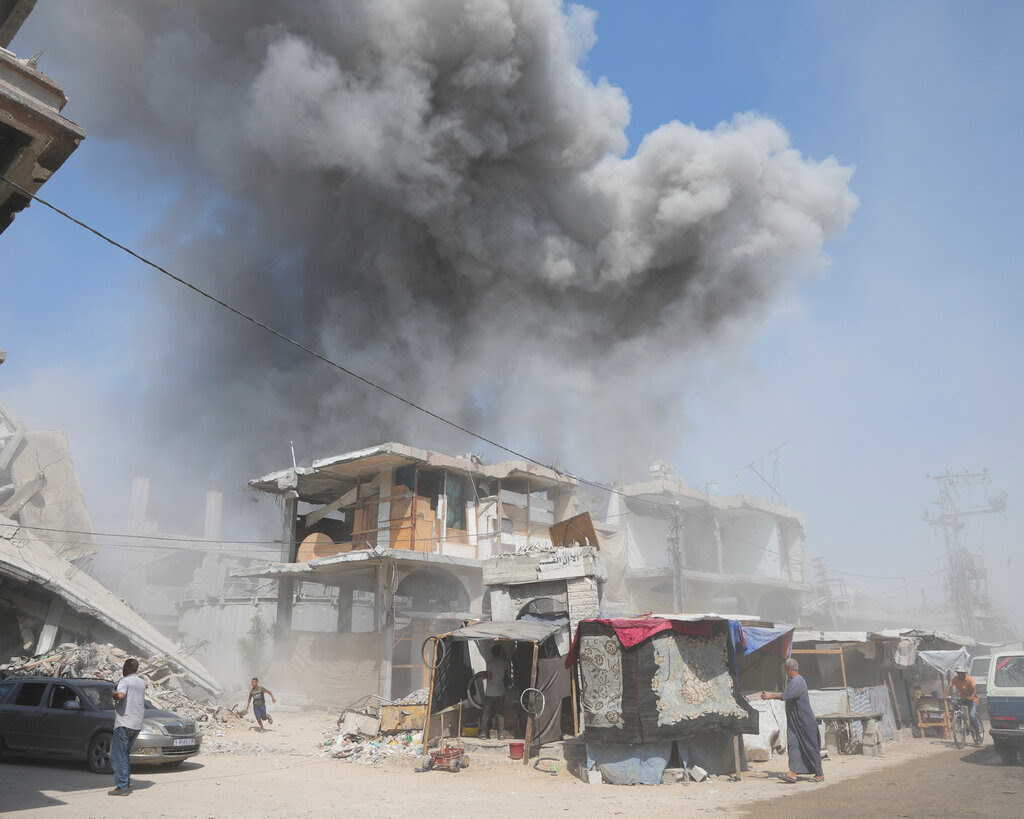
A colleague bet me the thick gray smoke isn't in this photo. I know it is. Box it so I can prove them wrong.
[29,0,856,494]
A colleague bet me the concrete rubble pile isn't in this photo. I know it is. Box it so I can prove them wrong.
[0,640,238,725]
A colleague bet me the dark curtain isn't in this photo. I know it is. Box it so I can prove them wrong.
[429,638,473,714]
[529,656,572,751]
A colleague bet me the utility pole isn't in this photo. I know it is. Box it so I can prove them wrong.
[925,470,1006,639]
[667,504,684,613]
[811,557,838,628]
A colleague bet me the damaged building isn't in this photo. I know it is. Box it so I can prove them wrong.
[597,461,809,623]
[0,0,85,234]
[237,442,577,704]
[0,399,220,694]
[235,442,819,709]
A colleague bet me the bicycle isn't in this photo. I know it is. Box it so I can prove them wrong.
[947,697,983,748]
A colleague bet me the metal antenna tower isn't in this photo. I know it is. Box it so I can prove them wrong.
[924,469,1006,639]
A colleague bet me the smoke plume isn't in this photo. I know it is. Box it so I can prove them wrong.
[29,1,856,495]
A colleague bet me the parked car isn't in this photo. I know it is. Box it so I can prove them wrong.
[987,652,1024,764]
[0,676,201,772]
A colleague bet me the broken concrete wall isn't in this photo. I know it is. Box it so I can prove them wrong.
[6,429,96,561]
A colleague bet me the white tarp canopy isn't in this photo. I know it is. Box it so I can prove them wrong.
[918,647,971,675]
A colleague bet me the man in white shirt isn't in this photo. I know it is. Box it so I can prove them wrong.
[110,658,146,796]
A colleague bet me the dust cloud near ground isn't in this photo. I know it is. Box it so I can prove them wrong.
[3,708,1006,818]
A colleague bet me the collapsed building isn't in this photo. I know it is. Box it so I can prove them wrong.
[0,399,220,694]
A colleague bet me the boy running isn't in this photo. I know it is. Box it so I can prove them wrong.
[246,677,277,731]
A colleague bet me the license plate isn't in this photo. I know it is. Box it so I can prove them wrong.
[173,738,196,747]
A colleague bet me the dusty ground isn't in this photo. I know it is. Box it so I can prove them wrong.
[2,709,1020,817]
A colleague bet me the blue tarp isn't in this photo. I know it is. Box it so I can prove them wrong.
[586,742,672,785]
[728,622,794,673]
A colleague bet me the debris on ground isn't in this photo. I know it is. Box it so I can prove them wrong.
[0,640,241,727]
[319,727,425,766]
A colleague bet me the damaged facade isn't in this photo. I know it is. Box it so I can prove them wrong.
[0,0,85,233]
[598,461,809,622]
[239,442,576,704]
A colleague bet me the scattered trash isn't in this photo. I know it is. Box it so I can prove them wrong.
[320,728,425,767]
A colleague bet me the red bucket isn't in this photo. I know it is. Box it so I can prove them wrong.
[508,740,524,760]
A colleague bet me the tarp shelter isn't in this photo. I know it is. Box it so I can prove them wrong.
[568,615,790,784]
[424,619,570,762]
[570,616,759,744]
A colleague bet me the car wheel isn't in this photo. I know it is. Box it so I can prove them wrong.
[88,732,113,774]
[994,743,1017,765]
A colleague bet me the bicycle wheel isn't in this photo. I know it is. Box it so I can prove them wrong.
[837,724,854,755]
[952,711,966,749]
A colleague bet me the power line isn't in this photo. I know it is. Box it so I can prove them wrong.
[0,172,552,471]
[0,174,810,541]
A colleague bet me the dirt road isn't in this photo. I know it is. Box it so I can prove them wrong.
[738,742,1024,818]
[1,710,1020,817]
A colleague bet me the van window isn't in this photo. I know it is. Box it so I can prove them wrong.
[993,657,1024,687]
[0,681,16,702]
[970,657,991,678]
[14,682,47,706]
[48,684,81,709]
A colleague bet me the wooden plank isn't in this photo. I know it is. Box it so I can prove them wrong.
[885,671,903,729]
[421,639,437,754]
[571,667,580,736]
[523,641,539,765]
[303,490,351,528]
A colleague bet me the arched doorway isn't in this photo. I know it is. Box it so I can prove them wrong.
[391,568,470,697]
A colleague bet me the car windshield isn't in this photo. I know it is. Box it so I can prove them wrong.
[972,658,991,677]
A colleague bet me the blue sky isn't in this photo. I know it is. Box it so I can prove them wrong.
[1,1,1021,627]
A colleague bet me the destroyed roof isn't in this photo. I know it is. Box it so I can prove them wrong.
[248,442,575,505]
[617,474,806,523]
[0,516,221,694]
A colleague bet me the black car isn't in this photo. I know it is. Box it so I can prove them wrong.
[0,675,201,772]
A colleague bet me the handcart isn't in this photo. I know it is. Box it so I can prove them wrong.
[417,706,469,772]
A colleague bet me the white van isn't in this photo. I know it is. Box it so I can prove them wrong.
[987,652,1024,764]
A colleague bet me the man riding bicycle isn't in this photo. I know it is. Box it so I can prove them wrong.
[945,664,982,740]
